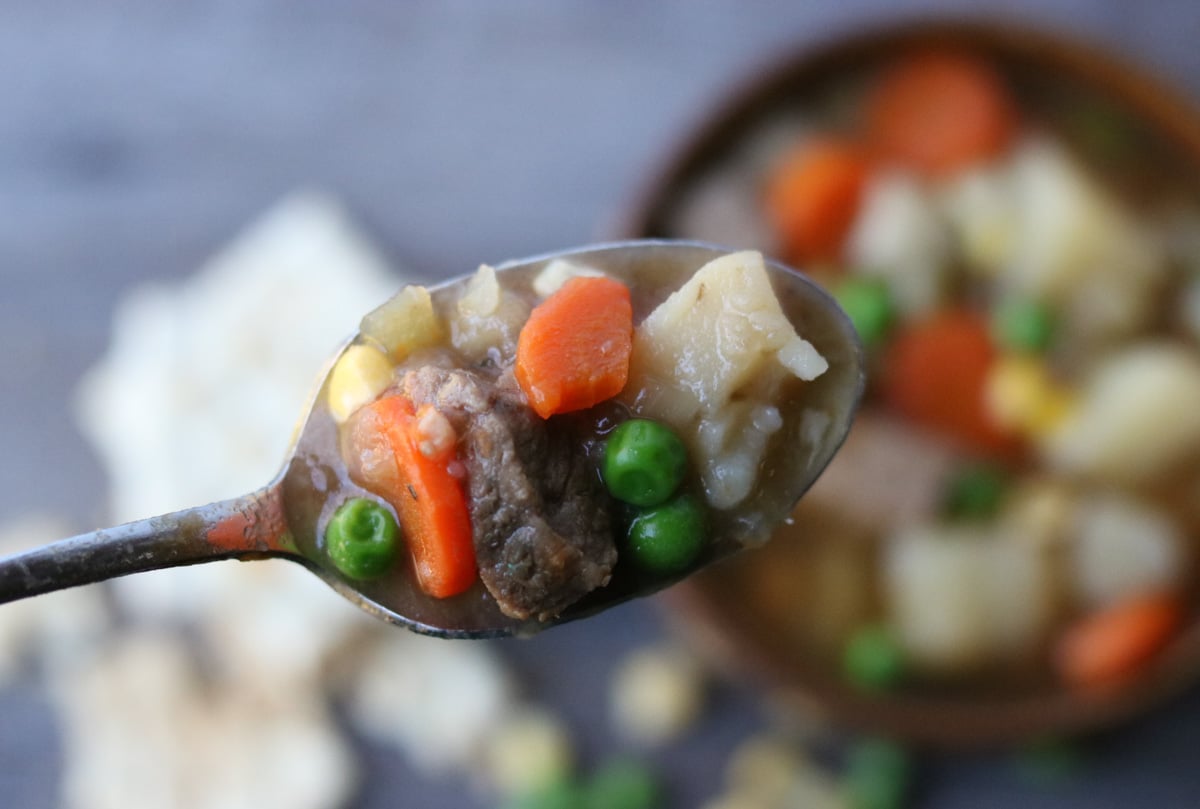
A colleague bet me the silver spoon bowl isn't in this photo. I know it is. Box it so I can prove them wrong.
[0,240,863,638]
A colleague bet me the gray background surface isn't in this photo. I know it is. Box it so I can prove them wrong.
[4,2,1200,807]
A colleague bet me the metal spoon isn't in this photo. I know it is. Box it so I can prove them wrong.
[0,240,863,638]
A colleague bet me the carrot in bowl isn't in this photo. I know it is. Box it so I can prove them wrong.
[516,275,633,419]
[880,307,1023,458]
[764,137,869,266]
[1055,591,1184,691]
[867,49,1017,178]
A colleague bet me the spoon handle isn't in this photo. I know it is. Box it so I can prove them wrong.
[0,485,291,604]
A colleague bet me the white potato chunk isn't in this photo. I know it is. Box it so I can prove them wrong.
[848,172,953,317]
[360,284,445,362]
[885,524,1055,672]
[1043,343,1200,483]
[1002,138,1165,342]
[449,264,530,363]
[531,258,605,297]
[1071,493,1186,609]
[625,251,827,508]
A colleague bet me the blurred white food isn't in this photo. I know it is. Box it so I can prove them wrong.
[76,191,398,525]
[479,706,574,798]
[975,138,1164,345]
[848,171,953,317]
[346,632,516,776]
[1071,493,1186,609]
[713,734,847,809]
[885,523,1056,672]
[74,192,396,620]
[1043,343,1200,483]
[53,630,357,809]
[609,644,706,746]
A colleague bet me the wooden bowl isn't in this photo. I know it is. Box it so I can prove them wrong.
[618,20,1200,747]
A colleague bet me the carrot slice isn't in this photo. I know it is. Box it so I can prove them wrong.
[880,308,1022,458]
[764,137,869,265]
[867,50,1016,178]
[515,275,633,419]
[1056,592,1183,690]
[355,395,477,598]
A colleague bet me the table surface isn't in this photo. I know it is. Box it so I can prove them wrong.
[5,2,1200,807]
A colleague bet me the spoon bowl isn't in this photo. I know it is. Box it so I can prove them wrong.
[0,240,863,638]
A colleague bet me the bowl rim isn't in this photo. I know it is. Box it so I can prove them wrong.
[618,17,1200,748]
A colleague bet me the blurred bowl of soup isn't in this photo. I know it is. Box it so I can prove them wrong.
[620,19,1200,746]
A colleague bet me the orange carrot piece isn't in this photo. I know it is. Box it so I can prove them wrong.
[764,137,869,266]
[362,395,477,599]
[1056,592,1183,690]
[881,308,1022,458]
[867,50,1016,178]
[515,275,633,419]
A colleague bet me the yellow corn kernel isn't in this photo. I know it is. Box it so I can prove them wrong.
[326,343,394,423]
[359,284,444,362]
[986,355,1075,439]
[1027,388,1076,438]
[985,356,1049,430]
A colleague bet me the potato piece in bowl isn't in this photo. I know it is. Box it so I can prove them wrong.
[1043,343,1200,483]
[884,523,1056,673]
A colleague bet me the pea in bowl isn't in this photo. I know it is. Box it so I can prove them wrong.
[620,20,1200,746]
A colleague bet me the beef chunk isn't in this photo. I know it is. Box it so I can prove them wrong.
[400,366,615,621]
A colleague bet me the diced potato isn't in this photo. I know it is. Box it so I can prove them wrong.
[531,258,605,298]
[695,403,784,510]
[1001,138,1164,342]
[847,172,953,317]
[885,523,1055,672]
[325,343,394,423]
[1043,344,1200,483]
[359,284,444,362]
[625,251,827,508]
[448,265,530,363]
[1071,493,1186,609]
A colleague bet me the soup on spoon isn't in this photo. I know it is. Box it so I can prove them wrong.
[0,241,863,638]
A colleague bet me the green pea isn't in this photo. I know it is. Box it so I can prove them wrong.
[626,493,707,574]
[843,625,905,693]
[603,419,689,507]
[582,759,658,809]
[502,780,583,809]
[844,739,910,809]
[325,497,400,579]
[941,463,1009,521]
[833,277,895,349]
[992,298,1055,354]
